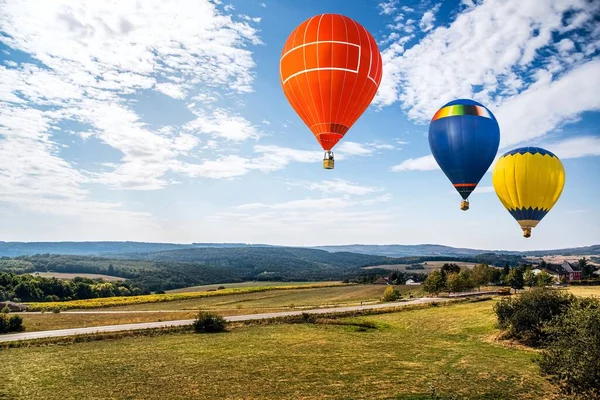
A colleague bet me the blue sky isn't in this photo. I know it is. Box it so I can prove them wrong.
[0,0,598,250]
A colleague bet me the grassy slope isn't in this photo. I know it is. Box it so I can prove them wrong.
[166,281,321,293]
[1,301,556,400]
[18,285,421,331]
[86,285,422,311]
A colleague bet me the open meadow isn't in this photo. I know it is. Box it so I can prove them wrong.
[166,281,322,293]
[1,300,557,400]
[365,260,479,272]
[17,284,422,332]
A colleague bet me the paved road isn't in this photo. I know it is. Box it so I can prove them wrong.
[0,297,446,343]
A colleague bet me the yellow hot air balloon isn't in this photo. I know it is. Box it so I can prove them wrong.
[492,147,565,238]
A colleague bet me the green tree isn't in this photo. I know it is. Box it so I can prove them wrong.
[579,257,594,279]
[381,285,401,302]
[503,263,510,276]
[536,271,554,287]
[506,268,525,293]
[524,269,537,288]
[445,272,463,293]
[441,263,461,276]
[470,264,492,290]
[458,269,474,291]
[423,270,445,295]
[536,298,600,399]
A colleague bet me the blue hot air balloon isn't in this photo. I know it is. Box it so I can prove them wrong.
[428,99,500,211]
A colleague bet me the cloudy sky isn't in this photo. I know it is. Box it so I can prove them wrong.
[0,0,598,250]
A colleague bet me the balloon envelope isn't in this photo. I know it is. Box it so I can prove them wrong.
[280,14,382,151]
[492,146,565,236]
[428,99,500,200]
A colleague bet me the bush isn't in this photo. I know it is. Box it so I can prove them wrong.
[7,314,24,332]
[155,290,166,295]
[52,307,61,314]
[192,312,226,333]
[381,286,401,302]
[1,306,10,314]
[493,288,574,346]
[536,297,600,399]
[217,286,226,290]
[0,314,24,333]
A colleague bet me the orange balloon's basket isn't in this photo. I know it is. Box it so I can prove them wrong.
[460,200,469,211]
[323,152,334,169]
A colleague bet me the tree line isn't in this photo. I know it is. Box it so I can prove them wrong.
[0,273,149,302]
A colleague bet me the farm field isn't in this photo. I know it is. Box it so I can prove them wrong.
[26,272,125,281]
[25,282,348,311]
[0,301,556,400]
[15,285,421,332]
[167,281,333,293]
[89,284,422,312]
[18,311,196,332]
[365,260,479,272]
[566,285,600,297]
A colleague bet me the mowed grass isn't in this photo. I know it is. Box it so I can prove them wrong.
[18,311,196,332]
[366,261,479,272]
[0,301,556,400]
[15,285,419,333]
[167,281,322,293]
[567,285,600,297]
[92,284,422,312]
[26,282,348,311]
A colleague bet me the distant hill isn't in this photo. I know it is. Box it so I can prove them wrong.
[0,241,597,258]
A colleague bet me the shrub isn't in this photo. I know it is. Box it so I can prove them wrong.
[494,288,574,346]
[52,307,61,314]
[1,306,10,314]
[192,312,226,333]
[536,297,600,399]
[217,286,226,290]
[381,286,401,302]
[0,314,24,333]
[7,314,24,332]
[155,290,166,295]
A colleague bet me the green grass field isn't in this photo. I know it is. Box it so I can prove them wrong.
[0,301,556,399]
[17,285,421,332]
[89,284,422,312]
[167,281,323,293]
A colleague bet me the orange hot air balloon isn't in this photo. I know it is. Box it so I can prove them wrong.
[280,14,383,169]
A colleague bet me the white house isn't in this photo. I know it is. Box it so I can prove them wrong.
[405,279,421,285]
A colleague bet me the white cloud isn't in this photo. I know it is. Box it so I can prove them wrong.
[336,141,373,156]
[378,0,398,15]
[0,0,264,220]
[391,155,438,172]
[302,179,381,196]
[472,186,495,195]
[495,60,600,148]
[154,82,187,100]
[261,119,271,125]
[419,5,441,33]
[375,0,600,125]
[185,108,262,142]
[542,136,600,159]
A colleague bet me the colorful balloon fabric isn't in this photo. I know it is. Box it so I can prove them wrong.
[280,14,382,166]
[492,147,566,238]
[428,99,500,210]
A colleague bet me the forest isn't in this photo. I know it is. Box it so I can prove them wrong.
[0,247,528,293]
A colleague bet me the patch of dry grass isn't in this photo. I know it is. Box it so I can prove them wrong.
[1,301,557,400]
